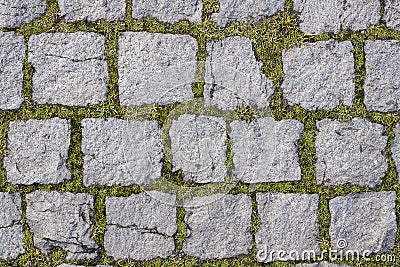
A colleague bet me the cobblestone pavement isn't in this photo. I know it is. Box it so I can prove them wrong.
[1,1,400,267]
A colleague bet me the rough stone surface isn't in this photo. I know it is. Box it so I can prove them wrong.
[0,0,47,28]
[211,0,285,27]
[0,32,25,110]
[169,115,227,183]
[282,40,355,110]
[82,118,163,186]
[329,191,397,253]
[0,193,24,260]
[58,0,126,22]
[256,193,320,262]
[29,32,108,106]
[384,0,400,31]
[4,118,71,185]
[293,0,380,34]
[293,263,352,267]
[104,192,177,260]
[316,118,388,187]
[392,122,400,182]
[131,0,202,23]
[204,37,274,110]
[230,118,303,183]
[364,40,400,112]
[58,265,111,267]
[118,32,197,106]
[183,194,252,259]
[26,191,98,260]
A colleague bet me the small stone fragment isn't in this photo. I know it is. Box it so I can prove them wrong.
[204,37,274,110]
[0,0,47,28]
[282,40,355,110]
[4,118,71,185]
[183,194,252,259]
[315,118,388,187]
[26,191,98,260]
[329,191,397,253]
[169,115,227,183]
[58,0,126,21]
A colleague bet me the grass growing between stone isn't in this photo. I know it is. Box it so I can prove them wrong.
[0,0,399,266]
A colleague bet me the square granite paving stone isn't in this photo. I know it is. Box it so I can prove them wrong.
[230,118,303,183]
[0,32,25,110]
[293,0,380,35]
[182,194,252,259]
[26,191,98,260]
[315,118,388,187]
[281,40,355,110]
[211,0,285,27]
[131,0,202,23]
[329,191,397,254]
[118,32,197,106]
[204,36,274,111]
[364,40,400,112]
[104,192,177,260]
[4,118,71,185]
[256,193,320,263]
[169,114,227,183]
[384,0,400,31]
[0,0,47,28]
[28,32,108,106]
[0,193,25,260]
[81,118,163,186]
[58,0,125,22]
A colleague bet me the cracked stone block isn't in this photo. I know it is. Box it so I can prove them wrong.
[29,32,108,106]
[282,40,355,110]
[293,262,352,267]
[26,191,98,260]
[82,118,163,186]
[183,194,252,259]
[0,0,47,28]
[104,192,176,260]
[58,0,125,22]
[118,32,197,106]
[0,32,25,110]
[204,37,274,111]
[0,193,24,260]
[329,191,397,254]
[4,118,71,185]
[256,193,320,263]
[211,0,285,27]
[384,0,400,31]
[169,115,227,183]
[364,40,400,112]
[230,118,303,183]
[293,0,380,34]
[316,118,388,187]
[131,0,202,23]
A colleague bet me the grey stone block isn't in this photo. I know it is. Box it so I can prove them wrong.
[58,0,125,22]
[0,0,47,28]
[293,0,380,34]
[183,194,252,259]
[293,262,352,267]
[0,193,24,260]
[316,118,388,187]
[230,118,303,183]
[131,0,202,23]
[384,0,400,31]
[118,32,197,106]
[329,191,397,253]
[29,32,108,106]
[0,32,25,110]
[211,0,285,27]
[256,193,320,262]
[391,122,400,182]
[282,40,355,110]
[169,115,227,183]
[26,191,98,260]
[82,118,163,186]
[204,37,274,110]
[104,192,176,260]
[4,118,71,185]
[364,40,400,111]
